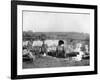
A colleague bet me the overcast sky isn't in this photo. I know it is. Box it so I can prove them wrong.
[23,11,90,33]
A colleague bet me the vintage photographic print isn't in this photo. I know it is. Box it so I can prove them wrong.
[11,1,97,79]
[22,11,90,69]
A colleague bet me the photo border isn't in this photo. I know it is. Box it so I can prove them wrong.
[11,0,98,79]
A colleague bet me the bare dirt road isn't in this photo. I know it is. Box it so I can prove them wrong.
[23,56,89,69]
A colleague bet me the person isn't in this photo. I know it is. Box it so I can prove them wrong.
[23,48,29,56]
[56,40,65,58]
[41,44,47,56]
[23,48,35,62]
[28,50,35,61]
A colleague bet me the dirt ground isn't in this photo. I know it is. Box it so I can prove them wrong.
[23,56,89,69]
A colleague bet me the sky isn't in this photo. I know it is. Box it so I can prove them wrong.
[23,11,90,33]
